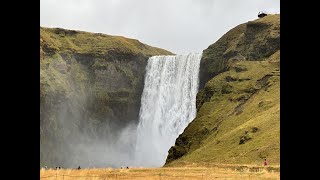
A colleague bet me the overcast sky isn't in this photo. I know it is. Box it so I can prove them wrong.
[40,0,280,54]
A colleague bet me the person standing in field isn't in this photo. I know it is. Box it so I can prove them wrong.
[264,159,268,166]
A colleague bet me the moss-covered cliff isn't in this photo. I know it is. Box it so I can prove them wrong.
[166,14,280,166]
[40,27,173,167]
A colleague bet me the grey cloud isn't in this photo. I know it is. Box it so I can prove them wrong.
[40,0,280,54]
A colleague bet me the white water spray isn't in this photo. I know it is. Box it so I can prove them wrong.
[135,53,202,167]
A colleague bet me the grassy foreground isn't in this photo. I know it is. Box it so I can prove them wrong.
[40,165,280,180]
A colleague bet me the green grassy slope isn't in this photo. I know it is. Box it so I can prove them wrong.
[166,15,280,167]
[40,27,172,58]
[199,14,280,88]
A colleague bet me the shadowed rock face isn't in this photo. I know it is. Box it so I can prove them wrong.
[40,27,173,167]
[166,15,280,166]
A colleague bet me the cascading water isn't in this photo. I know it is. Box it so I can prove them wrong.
[135,53,202,167]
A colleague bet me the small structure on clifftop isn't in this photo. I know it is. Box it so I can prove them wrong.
[258,11,268,18]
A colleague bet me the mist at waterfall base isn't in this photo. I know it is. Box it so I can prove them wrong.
[41,53,201,168]
[40,93,139,168]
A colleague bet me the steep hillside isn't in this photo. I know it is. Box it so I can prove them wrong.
[166,15,280,166]
[199,14,280,89]
[40,27,173,167]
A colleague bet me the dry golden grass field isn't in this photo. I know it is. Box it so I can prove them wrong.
[40,164,280,180]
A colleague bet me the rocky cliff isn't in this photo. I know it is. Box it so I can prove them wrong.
[40,27,173,167]
[166,14,280,166]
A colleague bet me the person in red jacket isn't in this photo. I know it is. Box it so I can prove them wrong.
[264,159,268,166]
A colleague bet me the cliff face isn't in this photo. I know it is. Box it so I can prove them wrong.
[166,15,280,166]
[40,27,173,167]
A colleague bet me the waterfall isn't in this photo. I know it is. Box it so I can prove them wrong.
[135,53,202,167]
